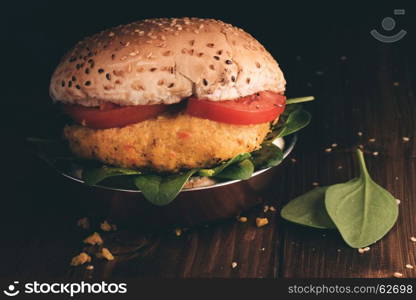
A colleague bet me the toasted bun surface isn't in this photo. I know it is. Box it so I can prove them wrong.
[50,18,286,107]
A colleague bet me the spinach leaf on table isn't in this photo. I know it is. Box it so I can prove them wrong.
[325,149,399,248]
[281,186,336,229]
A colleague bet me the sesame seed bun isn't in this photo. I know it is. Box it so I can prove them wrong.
[50,17,286,107]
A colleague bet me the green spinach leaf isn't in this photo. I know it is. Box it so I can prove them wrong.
[251,142,284,169]
[133,169,197,206]
[83,167,141,186]
[198,153,251,177]
[215,159,254,180]
[286,96,315,105]
[275,108,312,138]
[281,186,336,229]
[325,149,399,248]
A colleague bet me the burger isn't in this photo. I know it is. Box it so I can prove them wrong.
[47,17,312,204]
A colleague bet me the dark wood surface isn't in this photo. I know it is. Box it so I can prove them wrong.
[2,4,415,279]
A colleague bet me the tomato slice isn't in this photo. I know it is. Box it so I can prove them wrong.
[186,91,286,125]
[63,102,167,129]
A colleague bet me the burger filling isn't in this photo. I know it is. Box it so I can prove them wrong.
[62,91,285,129]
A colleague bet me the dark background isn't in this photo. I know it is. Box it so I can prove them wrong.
[1,0,415,279]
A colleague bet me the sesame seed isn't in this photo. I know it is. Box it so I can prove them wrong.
[325,148,332,153]
[106,73,111,80]
[405,264,414,269]
[340,55,347,60]
[86,265,94,270]
[68,81,72,88]
[84,81,91,86]
[337,165,343,170]
[72,76,76,81]
[393,82,400,86]
[331,143,338,148]
[372,151,379,156]
[238,216,248,223]
[256,62,261,68]
[75,84,81,89]
[290,158,297,163]
[358,247,370,254]
[150,67,157,72]
[393,272,403,278]
[231,75,236,82]
[85,68,90,74]
[108,32,115,37]
[175,228,182,236]
[312,182,319,187]
[202,79,208,86]
[269,206,276,212]
[357,131,363,136]
[369,138,376,142]
[213,56,220,60]
[225,59,233,64]
[61,80,65,87]
[396,199,401,204]
[231,262,238,269]
[168,83,175,88]
[98,68,104,73]
[263,205,269,213]
[402,137,410,142]
[411,236,416,242]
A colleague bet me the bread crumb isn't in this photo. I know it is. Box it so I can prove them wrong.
[76,217,90,230]
[86,265,94,270]
[238,216,248,223]
[97,248,114,261]
[175,228,182,236]
[393,272,403,278]
[405,264,414,269]
[256,217,269,228]
[231,262,238,269]
[100,220,116,232]
[83,232,103,245]
[410,236,416,242]
[402,137,410,142]
[70,252,91,266]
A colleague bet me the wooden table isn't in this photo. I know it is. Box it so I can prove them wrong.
[1,8,415,279]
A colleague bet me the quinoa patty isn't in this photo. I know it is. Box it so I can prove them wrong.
[64,113,271,172]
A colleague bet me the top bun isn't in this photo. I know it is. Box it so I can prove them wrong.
[50,18,286,106]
